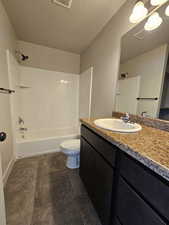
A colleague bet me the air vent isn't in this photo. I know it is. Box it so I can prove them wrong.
[52,0,72,8]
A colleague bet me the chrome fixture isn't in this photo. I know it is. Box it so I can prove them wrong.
[18,117,24,125]
[121,113,130,123]
[19,127,28,131]
[15,50,29,63]
[0,88,15,94]
[141,111,148,117]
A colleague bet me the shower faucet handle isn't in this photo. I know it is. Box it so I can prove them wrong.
[18,116,24,125]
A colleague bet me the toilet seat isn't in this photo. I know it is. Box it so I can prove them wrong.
[60,139,80,169]
[60,139,80,155]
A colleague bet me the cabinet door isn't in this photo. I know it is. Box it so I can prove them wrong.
[120,153,169,221]
[80,138,114,225]
[80,137,96,199]
[113,218,122,225]
[116,177,166,225]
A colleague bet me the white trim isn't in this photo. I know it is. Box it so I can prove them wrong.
[89,67,93,118]
[2,158,15,186]
[17,148,61,159]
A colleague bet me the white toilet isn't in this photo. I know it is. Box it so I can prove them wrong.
[60,139,80,169]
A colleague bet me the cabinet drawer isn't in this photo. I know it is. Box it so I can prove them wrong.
[116,177,166,225]
[81,125,116,167]
[120,153,169,221]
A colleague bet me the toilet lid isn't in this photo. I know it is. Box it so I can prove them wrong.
[60,139,80,151]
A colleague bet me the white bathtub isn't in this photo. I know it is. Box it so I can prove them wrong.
[16,127,80,158]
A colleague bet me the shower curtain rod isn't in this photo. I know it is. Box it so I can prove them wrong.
[0,88,15,94]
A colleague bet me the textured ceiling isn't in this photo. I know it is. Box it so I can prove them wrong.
[3,0,126,53]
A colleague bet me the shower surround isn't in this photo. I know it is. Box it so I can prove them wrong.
[16,66,79,157]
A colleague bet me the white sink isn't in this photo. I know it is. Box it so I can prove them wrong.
[94,118,142,133]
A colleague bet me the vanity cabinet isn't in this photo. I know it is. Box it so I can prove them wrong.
[119,153,169,222]
[80,126,117,225]
[80,125,169,225]
[116,177,166,225]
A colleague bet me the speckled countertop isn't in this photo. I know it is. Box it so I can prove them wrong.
[80,118,169,182]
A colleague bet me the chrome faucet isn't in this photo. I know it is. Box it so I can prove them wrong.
[121,112,130,123]
[141,111,147,117]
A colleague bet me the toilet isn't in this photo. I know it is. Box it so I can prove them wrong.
[60,139,80,169]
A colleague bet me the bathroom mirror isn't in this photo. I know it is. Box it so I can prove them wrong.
[116,2,169,120]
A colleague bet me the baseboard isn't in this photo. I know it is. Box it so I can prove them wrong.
[17,148,61,159]
[3,157,15,186]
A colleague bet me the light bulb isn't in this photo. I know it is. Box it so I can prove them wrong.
[150,0,168,6]
[144,12,163,31]
[165,5,169,16]
[130,1,148,23]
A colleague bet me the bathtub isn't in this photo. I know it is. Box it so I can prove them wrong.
[16,127,80,158]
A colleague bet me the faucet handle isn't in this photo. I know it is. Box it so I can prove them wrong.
[125,112,130,118]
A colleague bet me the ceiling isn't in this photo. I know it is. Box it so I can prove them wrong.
[3,0,126,54]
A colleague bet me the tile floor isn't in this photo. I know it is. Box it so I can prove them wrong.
[4,153,101,225]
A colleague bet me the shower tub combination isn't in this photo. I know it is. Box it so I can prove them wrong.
[16,127,79,158]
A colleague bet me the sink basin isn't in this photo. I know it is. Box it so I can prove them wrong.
[94,118,142,133]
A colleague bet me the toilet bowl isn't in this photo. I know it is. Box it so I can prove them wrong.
[60,139,80,169]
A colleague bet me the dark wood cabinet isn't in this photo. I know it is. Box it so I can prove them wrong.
[81,125,117,167]
[80,137,114,225]
[80,125,169,225]
[113,218,122,225]
[119,153,169,222]
[116,177,166,225]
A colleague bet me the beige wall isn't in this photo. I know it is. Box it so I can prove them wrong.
[17,40,80,74]
[120,44,168,118]
[81,0,136,117]
[0,0,17,178]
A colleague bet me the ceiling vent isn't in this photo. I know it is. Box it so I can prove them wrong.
[52,0,72,8]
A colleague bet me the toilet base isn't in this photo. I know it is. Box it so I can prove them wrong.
[66,154,80,169]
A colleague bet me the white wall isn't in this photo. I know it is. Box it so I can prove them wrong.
[116,76,140,114]
[120,44,168,118]
[80,0,136,118]
[17,40,80,74]
[0,0,17,178]
[161,74,169,108]
[19,66,79,135]
[7,50,20,156]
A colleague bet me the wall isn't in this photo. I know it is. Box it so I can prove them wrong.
[80,0,137,117]
[0,0,17,179]
[19,66,79,137]
[120,44,168,118]
[79,67,93,119]
[161,72,169,108]
[17,40,80,74]
[7,50,20,156]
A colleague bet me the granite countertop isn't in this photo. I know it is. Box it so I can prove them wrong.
[80,118,169,182]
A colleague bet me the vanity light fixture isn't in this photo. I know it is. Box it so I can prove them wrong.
[150,0,168,6]
[144,12,163,30]
[130,1,148,23]
[165,4,169,15]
